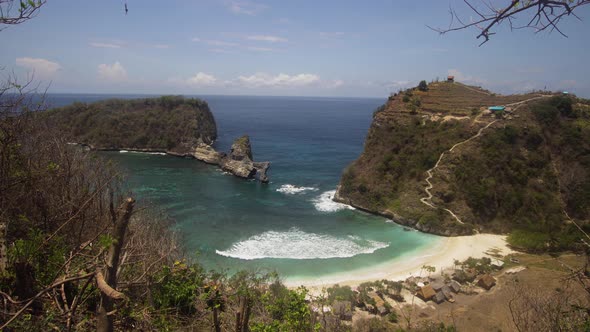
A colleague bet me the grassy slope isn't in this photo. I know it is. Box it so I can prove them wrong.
[43,96,217,153]
[338,82,590,249]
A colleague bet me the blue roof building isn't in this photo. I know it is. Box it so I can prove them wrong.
[488,106,505,112]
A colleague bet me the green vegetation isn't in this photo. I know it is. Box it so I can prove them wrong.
[0,93,337,331]
[44,95,217,152]
[418,80,428,92]
[338,86,590,248]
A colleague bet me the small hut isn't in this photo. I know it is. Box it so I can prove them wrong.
[447,75,455,83]
[433,291,446,304]
[416,285,436,301]
[477,274,497,290]
[488,106,506,112]
[449,280,461,293]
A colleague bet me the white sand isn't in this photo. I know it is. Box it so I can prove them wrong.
[285,234,512,292]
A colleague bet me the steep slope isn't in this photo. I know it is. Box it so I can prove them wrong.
[43,96,270,182]
[44,95,217,153]
[335,81,590,250]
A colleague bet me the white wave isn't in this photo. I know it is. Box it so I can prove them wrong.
[276,184,318,194]
[312,190,354,212]
[128,151,166,155]
[119,150,129,153]
[216,228,389,260]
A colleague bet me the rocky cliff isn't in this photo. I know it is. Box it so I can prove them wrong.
[335,81,590,250]
[219,135,270,183]
[45,96,270,182]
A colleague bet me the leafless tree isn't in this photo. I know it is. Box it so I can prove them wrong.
[430,0,590,45]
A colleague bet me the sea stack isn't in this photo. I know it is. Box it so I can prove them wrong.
[220,135,270,183]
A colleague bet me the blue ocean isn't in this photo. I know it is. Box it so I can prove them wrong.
[46,94,440,283]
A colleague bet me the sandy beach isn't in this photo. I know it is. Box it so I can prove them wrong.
[285,233,513,292]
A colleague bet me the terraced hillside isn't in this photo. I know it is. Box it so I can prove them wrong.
[335,81,590,251]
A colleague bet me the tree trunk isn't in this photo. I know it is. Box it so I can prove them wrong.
[0,220,6,272]
[97,197,134,332]
[213,307,221,332]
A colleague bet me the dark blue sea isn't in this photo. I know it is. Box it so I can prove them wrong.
[46,94,440,283]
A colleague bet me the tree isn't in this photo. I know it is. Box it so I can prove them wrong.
[430,0,590,45]
[0,0,46,28]
[418,80,428,91]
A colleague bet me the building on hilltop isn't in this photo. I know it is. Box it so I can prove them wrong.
[447,75,455,82]
[488,106,506,112]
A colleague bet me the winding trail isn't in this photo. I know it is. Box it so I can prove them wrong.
[419,95,552,225]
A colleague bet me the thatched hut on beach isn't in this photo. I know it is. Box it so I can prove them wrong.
[477,274,497,290]
[416,285,436,301]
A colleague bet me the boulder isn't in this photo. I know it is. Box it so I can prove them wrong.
[192,143,225,164]
[219,135,270,182]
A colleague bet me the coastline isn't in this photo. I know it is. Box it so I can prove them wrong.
[285,233,512,293]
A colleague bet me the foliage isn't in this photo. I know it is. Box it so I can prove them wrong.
[42,96,217,152]
[326,284,357,305]
[151,261,205,315]
[418,80,428,92]
[458,257,493,274]
[252,285,319,332]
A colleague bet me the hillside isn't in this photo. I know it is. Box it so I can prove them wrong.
[44,95,217,153]
[335,81,590,250]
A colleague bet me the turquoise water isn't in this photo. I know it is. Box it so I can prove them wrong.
[49,94,441,281]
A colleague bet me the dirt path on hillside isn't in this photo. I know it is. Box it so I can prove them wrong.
[419,95,552,225]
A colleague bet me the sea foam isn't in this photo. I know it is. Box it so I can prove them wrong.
[216,228,389,260]
[276,184,318,194]
[312,190,354,212]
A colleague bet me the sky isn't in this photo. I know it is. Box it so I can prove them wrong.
[1,0,589,98]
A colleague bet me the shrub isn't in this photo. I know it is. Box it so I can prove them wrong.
[507,230,551,252]
[418,80,428,91]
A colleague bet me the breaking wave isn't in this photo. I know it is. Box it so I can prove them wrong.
[276,184,319,194]
[312,190,354,212]
[216,228,389,260]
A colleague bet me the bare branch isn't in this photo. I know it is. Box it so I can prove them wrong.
[431,0,590,45]
[0,0,46,30]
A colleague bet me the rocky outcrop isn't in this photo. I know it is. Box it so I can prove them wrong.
[52,96,271,183]
[219,135,270,183]
[192,142,226,165]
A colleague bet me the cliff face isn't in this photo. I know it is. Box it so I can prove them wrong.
[45,96,270,182]
[46,96,217,152]
[335,82,590,248]
[219,135,270,182]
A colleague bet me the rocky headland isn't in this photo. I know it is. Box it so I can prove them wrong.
[334,81,590,250]
[192,135,270,183]
[45,96,270,182]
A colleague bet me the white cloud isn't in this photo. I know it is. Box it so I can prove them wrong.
[226,1,267,15]
[319,31,345,39]
[246,35,287,43]
[447,69,487,85]
[247,46,274,52]
[209,48,233,54]
[234,73,320,88]
[16,57,61,77]
[187,72,217,86]
[97,61,128,81]
[193,38,239,47]
[90,42,121,49]
[274,18,291,24]
[326,80,344,88]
